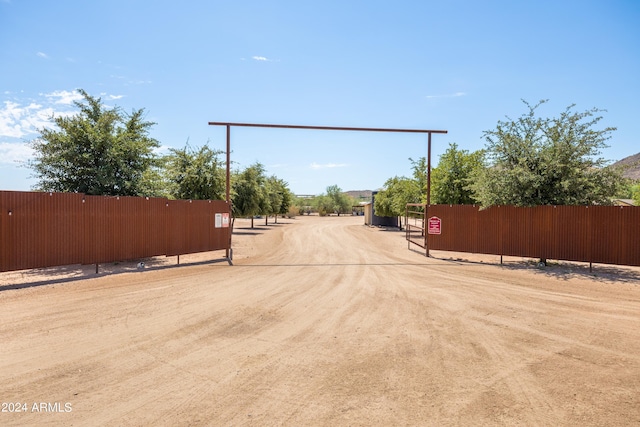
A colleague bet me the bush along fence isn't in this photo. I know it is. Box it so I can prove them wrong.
[407,204,640,268]
[0,191,231,273]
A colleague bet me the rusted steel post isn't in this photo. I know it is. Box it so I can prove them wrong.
[425,132,432,257]
[406,205,410,249]
[427,132,432,207]
[225,125,231,259]
[226,125,231,204]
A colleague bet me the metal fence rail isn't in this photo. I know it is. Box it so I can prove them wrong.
[405,203,426,252]
[407,204,640,267]
[0,191,231,273]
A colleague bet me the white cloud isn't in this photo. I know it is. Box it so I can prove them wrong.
[425,92,467,99]
[0,101,55,138]
[0,90,124,140]
[153,144,172,156]
[252,56,270,61]
[36,51,49,59]
[310,162,348,170]
[44,90,83,105]
[0,142,34,164]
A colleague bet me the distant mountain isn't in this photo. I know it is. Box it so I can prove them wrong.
[344,190,372,201]
[612,153,640,180]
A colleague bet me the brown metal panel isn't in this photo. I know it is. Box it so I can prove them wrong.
[500,206,527,258]
[166,200,191,256]
[427,205,476,253]
[529,206,554,260]
[166,199,231,257]
[421,204,640,267]
[590,206,616,265]
[620,206,640,266]
[553,206,591,263]
[0,193,6,271]
[590,206,640,266]
[85,195,170,264]
[209,200,232,250]
[0,191,85,271]
[476,206,502,255]
[1,191,231,273]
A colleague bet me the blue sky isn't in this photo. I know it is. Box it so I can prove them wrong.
[1,0,639,195]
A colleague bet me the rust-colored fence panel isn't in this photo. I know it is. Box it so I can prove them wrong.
[166,199,230,256]
[1,192,86,271]
[0,191,231,273]
[86,196,169,264]
[424,204,640,267]
[590,206,640,266]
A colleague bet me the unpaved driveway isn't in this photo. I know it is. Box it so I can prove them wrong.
[1,215,639,426]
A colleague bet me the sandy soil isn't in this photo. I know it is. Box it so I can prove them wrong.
[1,215,639,426]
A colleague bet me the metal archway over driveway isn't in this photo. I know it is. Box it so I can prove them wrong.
[208,121,448,257]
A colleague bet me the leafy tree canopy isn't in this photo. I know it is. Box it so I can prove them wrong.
[163,142,225,200]
[325,184,352,216]
[264,176,292,216]
[470,100,625,207]
[28,89,159,196]
[632,183,640,206]
[231,162,267,226]
[431,143,483,205]
[374,176,420,218]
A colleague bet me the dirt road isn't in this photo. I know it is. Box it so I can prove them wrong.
[1,215,639,426]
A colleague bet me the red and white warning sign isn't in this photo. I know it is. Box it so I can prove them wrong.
[215,212,231,228]
[428,216,441,235]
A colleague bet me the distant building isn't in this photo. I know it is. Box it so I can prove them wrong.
[363,191,399,227]
[613,199,636,207]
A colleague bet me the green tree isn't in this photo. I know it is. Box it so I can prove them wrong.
[265,175,284,222]
[431,143,483,205]
[409,156,429,203]
[632,183,640,205]
[374,176,421,228]
[279,185,293,216]
[28,89,159,196]
[267,177,293,220]
[231,162,267,228]
[314,194,332,216]
[163,143,225,200]
[325,184,351,216]
[138,162,170,198]
[292,195,313,215]
[470,100,625,207]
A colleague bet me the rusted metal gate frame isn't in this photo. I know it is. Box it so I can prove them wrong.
[405,203,427,255]
[208,121,448,256]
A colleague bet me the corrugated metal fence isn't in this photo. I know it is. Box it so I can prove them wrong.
[421,205,640,267]
[0,191,231,272]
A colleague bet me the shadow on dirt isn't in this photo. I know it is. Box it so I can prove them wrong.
[232,230,265,236]
[502,260,640,283]
[432,252,640,284]
[0,257,231,292]
[233,222,289,235]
